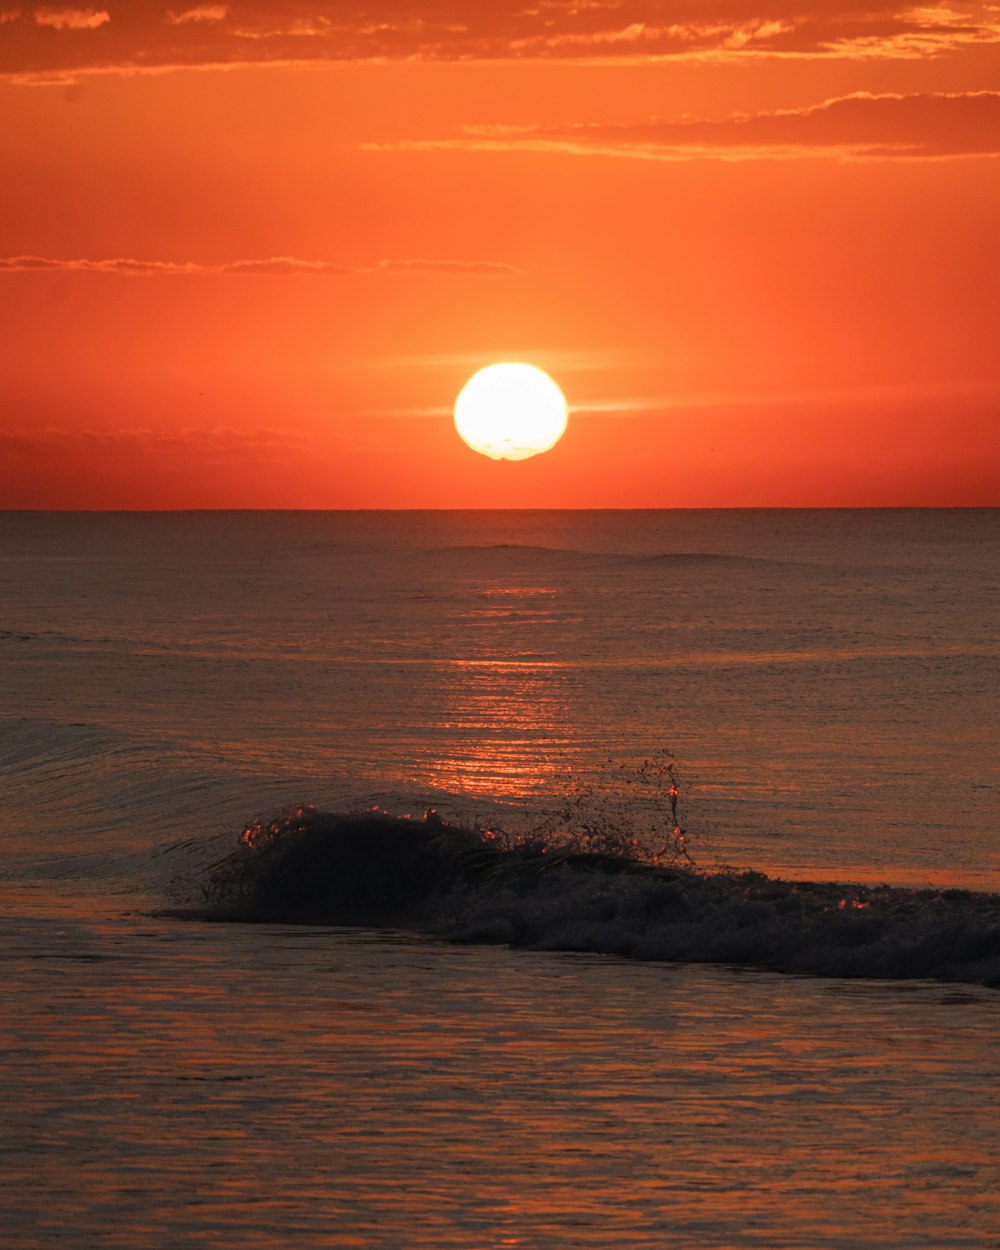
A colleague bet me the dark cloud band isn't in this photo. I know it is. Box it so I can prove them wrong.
[3,2,999,79]
[375,92,1000,161]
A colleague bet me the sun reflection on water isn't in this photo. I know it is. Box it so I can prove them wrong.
[413,584,581,801]
[422,657,575,799]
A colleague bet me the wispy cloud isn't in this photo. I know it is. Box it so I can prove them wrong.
[3,2,999,81]
[165,4,228,25]
[32,6,108,30]
[368,257,522,276]
[0,424,309,460]
[569,382,934,415]
[377,348,649,372]
[0,254,521,276]
[371,378,1000,419]
[371,92,1000,163]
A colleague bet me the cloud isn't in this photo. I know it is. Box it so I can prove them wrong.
[378,347,647,371]
[571,378,1000,414]
[0,425,309,461]
[0,254,521,276]
[368,257,522,276]
[0,255,214,274]
[3,2,999,80]
[378,91,1000,162]
[165,4,227,23]
[32,6,108,29]
[372,377,1000,420]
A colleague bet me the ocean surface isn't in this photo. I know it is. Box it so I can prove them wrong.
[2,509,998,1247]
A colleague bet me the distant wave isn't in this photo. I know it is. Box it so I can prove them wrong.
[441,543,600,558]
[630,551,797,567]
[185,808,1000,989]
[440,544,799,569]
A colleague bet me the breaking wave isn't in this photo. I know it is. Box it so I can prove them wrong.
[186,807,1000,989]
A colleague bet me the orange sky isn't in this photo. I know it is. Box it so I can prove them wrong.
[1,1,998,507]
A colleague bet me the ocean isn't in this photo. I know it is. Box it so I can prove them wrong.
[1,508,998,1247]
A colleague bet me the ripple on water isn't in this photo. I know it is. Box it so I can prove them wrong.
[1,918,998,1249]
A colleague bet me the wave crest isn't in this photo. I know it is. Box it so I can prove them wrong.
[192,807,1000,989]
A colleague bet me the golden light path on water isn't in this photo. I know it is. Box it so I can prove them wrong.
[406,585,577,801]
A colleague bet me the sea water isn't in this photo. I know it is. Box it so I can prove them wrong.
[1,509,998,1247]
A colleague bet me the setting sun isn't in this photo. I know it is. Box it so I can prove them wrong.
[453,363,569,462]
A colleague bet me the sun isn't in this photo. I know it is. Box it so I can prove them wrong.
[453,363,568,461]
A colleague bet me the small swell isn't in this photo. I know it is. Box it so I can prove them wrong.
[440,546,801,570]
[187,807,1000,989]
[442,543,597,558]
[629,552,798,568]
